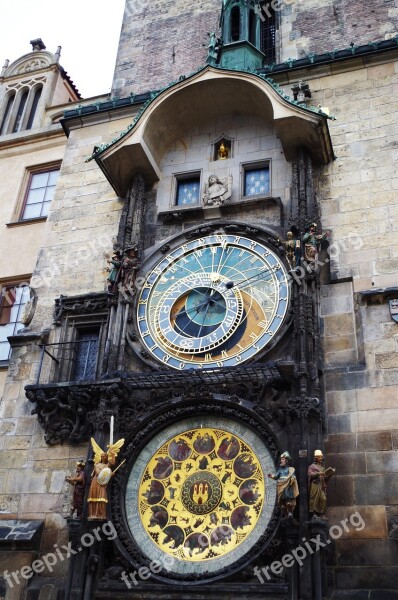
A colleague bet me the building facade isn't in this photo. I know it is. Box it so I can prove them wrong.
[0,1,398,599]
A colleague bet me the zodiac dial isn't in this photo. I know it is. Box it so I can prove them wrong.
[137,233,290,370]
[126,424,277,573]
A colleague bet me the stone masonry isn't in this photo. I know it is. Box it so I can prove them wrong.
[0,1,398,596]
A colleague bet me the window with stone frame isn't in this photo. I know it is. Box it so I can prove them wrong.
[242,162,271,197]
[20,165,60,221]
[0,282,31,362]
[45,294,109,384]
[175,173,201,207]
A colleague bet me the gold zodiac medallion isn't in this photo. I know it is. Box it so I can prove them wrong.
[137,427,265,562]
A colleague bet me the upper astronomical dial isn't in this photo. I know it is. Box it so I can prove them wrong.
[137,233,290,370]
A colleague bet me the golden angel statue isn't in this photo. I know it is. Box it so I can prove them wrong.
[87,437,125,520]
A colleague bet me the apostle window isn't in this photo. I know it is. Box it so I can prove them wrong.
[0,283,31,362]
[243,162,270,197]
[20,166,60,221]
[175,173,201,207]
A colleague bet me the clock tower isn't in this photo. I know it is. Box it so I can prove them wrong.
[24,0,339,598]
[43,57,332,595]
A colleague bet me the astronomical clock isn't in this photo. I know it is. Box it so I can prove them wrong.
[112,229,292,582]
[136,232,290,370]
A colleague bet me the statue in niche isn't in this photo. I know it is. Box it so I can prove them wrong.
[302,222,329,263]
[217,140,229,160]
[277,230,301,269]
[203,174,232,207]
[268,451,299,517]
[307,449,335,518]
[65,460,86,518]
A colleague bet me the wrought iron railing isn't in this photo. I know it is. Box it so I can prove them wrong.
[36,339,99,385]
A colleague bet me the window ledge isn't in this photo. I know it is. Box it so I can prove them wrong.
[158,195,282,223]
[6,217,47,228]
[0,360,10,369]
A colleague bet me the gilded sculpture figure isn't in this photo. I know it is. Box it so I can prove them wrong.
[278,231,301,269]
[217,141,229,160]
[307,449,335,517]
[268,451,299,517]
[87,437,125,520]
[65,460,86,518]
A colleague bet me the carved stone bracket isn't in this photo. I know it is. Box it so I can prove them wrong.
[25,360,324,444]
[53,292,109,325]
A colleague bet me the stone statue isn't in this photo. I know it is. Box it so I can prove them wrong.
[203,174,232,207]
[278,231,301,269]
[268,451,299,517]
[120,245,140,290]
[65,460,86,518]
[207,32,220,65]
[106,250,122,294]
[302,222,329,263]
[87,438,125,520]
[307,449,335,517]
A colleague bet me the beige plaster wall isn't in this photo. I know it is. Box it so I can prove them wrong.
[0,133,67,279]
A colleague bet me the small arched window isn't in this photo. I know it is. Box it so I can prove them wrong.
[26,85,42,130]
[231,6,241,42]
[0,93,15,135]
[12,89,29,133]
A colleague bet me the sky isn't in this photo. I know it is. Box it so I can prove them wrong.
[0,0,126,99]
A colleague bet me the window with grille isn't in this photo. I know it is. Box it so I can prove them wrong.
[72,328,100,381]
[259,4,276,64]
[0,284,31,362]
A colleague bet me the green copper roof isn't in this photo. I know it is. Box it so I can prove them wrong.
[87,64,334,162]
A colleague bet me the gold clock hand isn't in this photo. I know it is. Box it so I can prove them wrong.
[225,265,279,291]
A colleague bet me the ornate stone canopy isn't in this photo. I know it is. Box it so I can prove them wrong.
[94,66,334,196]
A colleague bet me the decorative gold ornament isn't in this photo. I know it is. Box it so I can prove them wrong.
[217,141,229,159]
[137,427,265,562]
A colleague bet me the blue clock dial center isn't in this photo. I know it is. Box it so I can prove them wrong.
[137,234,290,370]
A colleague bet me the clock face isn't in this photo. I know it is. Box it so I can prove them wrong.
[137,233,290,370]
[125,416,276,576]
